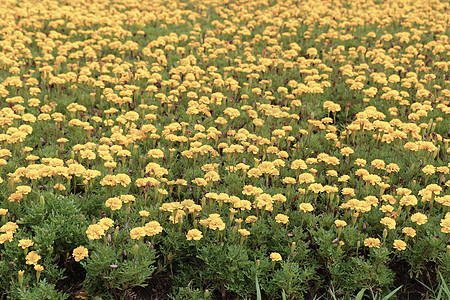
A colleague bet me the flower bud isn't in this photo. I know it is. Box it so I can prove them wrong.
[291,242,296,253]
[18,270,24,288]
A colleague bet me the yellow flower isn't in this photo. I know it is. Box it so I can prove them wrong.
[97,218,114,230]
[308,183,324,193]
[1,222,19,233]
[139,210,150,217]
[380,217,396,229]
[422,165,435,175]
[245,216,258,224]
[120,195,136,203]
[340,147,354,156]
[169,210,186,224]
[105,197,122,211]
[238,229,251,237]
[364,238,381,248]
[270,252,282,261]
[298,173,315,184]
[299,203,314,213]
[34,264,44,272]
[334,220,347,228]
[18,239,34,249]
[144,221,163,236]
[206,214,226,231]
[354,159,366,167]
[393,240,407,251]
[399,195,417,206]
[0,232,14,244]
[186,229,203,241]
[115,174,131,187]
[72,246,89,262]
[130,227,146,240]
[275,214,289,224]
[25,251,41,265]
[411,213,428,225]
[402,227,416,237]
[440,218,450,233]
[86,224,105,240]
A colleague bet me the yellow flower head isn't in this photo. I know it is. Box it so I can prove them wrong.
[411,213,428,225]
[86,224,105,240]
[18,239,34,249]
[72,246,89,262]
[130,227,146,240]
[364,238,381,248]
[186,229,203,241]
[270,252,282,261]
[25,251,41,265]
[144,221,163,236]
[334,220,347,228]
[275,214,289,224]
[393,240,407,251]
[238,229,251,237]
[299,203,314,213]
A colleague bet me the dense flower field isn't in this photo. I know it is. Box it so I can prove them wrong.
[0,0,449,299]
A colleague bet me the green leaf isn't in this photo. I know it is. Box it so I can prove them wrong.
[355,288,366,300]
[381,285,402,300]
[255,274,262,300]
[438,271,450,298]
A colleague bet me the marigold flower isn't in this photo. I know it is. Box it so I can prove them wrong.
[139,210,150,217]
[105,197,122,211]
[340,147,354,156]
[144,221,163,236]
[1,222,19,233]
[34,264,44,272]
[18,239,34,249]
[238,229,251,237]
[270,252,282,261]
[98,218,114,230]
[130,227,146,240]
[334,220,347,227]
[299,203,314,213]
[86,224,105,240]
[25,251,41,265]
[186,229,203,241]
[441,218,450,233]
[411,213,428,225]
[402,227,416,237]
[422,165,435,175]
[275,214,289,224]
[72,246,89,262]
[245,216,258,224]
[380,217,396,229]
[364,238,381,248]
[393,240,407,251]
